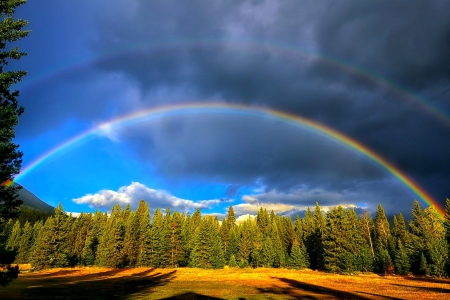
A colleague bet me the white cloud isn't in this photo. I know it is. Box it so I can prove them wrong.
[73,181,222,212]
[234,188,366,217]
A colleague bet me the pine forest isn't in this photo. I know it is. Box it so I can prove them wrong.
[3,199,450,277]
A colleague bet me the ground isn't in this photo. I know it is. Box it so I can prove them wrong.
[0,265,449,299]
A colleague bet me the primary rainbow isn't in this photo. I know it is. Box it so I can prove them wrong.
[12,102,444,216]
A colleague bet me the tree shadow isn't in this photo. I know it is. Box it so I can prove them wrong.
[16,268,176,299]
[160,291,224,299]
[256,277,374,300]
[391,283,450,294]
[26,269,79,278]
[403,276,450,285]
[354,291,403,300]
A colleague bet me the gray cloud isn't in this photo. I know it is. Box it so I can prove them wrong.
[15,0,450,216]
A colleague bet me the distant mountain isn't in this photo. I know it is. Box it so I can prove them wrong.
[17,185,55,214]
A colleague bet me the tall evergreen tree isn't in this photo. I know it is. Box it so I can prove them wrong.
[373,204,392,273]
[288,238,308,269]
[15,221,32,263]
[444,198,450,276]
[309,203,325,270]
[0,0,30,285]
[31,204,70,269]
[96,205,126,267]
[82,211,105,266]
[5,219,20,251]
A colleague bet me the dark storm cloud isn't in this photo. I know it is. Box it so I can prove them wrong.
[15,0,450,215]
[312,0,450,89]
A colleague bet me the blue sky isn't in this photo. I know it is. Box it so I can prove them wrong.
[9,0,450,219]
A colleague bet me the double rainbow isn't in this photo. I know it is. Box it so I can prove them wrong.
[12,102,444,216]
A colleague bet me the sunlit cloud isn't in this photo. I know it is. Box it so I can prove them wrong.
[73,181,222,212]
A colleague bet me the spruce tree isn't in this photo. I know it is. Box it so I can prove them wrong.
[132,200,151,266]
[444,198,450,276]
[309,203,325,270]
[394,240,410,275]
[31,204,70,269]
[82,211,105,266]
[374,204,392,273]
[269,218,285,267]
[96,205,126,267]
[408,201,448,276]
[238,221,252,265]
[5,219,20,251]
[15,221,32,263]
[288,238,307,269]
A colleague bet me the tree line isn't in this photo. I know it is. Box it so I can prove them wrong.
[2,199,450,276]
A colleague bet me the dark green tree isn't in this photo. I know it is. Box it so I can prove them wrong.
[5,219,20,251]
[82,211,105,266]
[373,204,392,273]
[288,238,307,269]
[444,198,450,276]
[0,0,29,285]
[31,204,70,270]
[394,240,410,275]
[15,220,32,263]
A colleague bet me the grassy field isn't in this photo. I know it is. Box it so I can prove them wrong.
[1,265,450,299]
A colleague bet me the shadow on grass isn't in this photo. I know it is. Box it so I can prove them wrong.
[256,277,375,300]
[403,276,450,285]
[18,268,176,299]
[26,269,79,278]
[354,291,403,300]
[160,291,224,299]
[391,283,450,294]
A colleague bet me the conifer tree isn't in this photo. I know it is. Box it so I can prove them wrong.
[169,211,184,267]
[229,253,237,267]
[261,235,275,267]
[82,211,105,266]
[96,205,126,267]
[250,224,263,268]
[238,221,251,264]
[444,198,450,276]
[408,201,448,276]
[72,213,91,265]
[179,212,191,267]
[288,238,307,269]
[256,208,269,236]
[323,206,349,273]
[122,210,140,267]
[15,221,32,263]
[190,216,224,268]
[136,200,150,266]
[269,218,285,267]
[31,204,70,269]
[5,219,20,251]
[309,203,325,270]
[394,240,410,275]
[374,204,392,273]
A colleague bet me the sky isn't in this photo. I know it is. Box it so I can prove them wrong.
[8,0,450,220]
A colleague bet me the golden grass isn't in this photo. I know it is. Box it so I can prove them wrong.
[0,266,449,299]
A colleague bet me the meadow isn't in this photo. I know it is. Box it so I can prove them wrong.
[1,265,449,299]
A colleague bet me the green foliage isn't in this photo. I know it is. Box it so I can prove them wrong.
[228,254,237,267]
[394,240,410,275]
[31,204,70,270]
[288,238,307,269]
[0,0,29,286]
[6,199,450,278]
[5,219,20,251]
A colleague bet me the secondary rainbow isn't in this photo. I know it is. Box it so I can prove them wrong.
[17,38,450,128]
[12,102,444,216]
